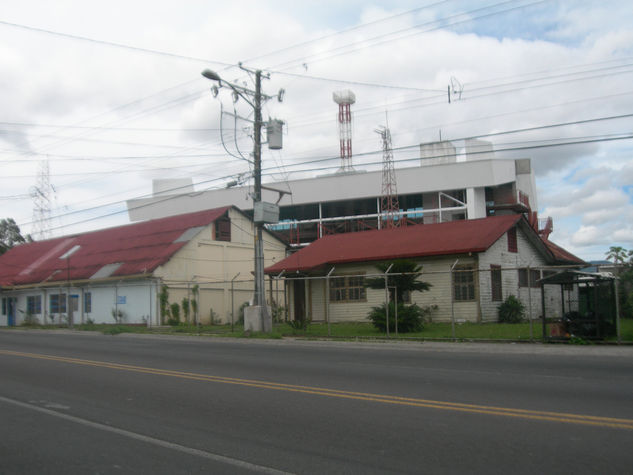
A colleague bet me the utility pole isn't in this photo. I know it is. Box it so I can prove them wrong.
[252,69,267,320]
[202,65,284,332]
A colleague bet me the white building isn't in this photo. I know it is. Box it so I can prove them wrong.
[126,141,549,247]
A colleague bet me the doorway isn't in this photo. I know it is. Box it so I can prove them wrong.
[7,298,17,326]
[293,280,305,323]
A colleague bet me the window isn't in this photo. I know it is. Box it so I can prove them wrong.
[518,269,541,288]
[215,216,231,242]
[50,294,67,313]
[1,297,6,316]
[507,227,517,253]
[400,290,412,304]
[491,266,502,301]
[84,292,92,313]
[330,275,366,303]
[453,266,476,301]
[27,296,42,314]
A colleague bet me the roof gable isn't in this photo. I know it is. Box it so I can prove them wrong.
[0,207,231,287]
[266,214,524,274]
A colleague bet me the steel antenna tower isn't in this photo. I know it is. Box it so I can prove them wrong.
[333,90,355,173]
[376,124,400,229]
[31,158,54,240]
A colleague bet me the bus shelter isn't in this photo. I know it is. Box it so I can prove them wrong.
[539,270,620,342]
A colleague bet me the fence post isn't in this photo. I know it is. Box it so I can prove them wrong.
[231,272,240,333]
[528,265,533,341]
[384,264,393,338]
[450,259,459,340]
[326,267,335,337]
[614,277,621,344]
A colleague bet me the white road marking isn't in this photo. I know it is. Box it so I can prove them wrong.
[0,395,291,474]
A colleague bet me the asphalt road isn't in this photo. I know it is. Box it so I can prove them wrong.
[1,330,632,474]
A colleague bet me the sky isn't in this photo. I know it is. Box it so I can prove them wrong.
[0,0,632,261]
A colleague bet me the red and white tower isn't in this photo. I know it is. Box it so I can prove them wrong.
[333,90,355,173]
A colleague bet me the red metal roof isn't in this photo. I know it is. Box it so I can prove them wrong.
[0,207,231,287]
[266,214,524,274]
[541,238,586,265]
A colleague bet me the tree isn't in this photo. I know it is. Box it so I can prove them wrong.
[0,218,30,255]
[605,246,633,319]
[365,259,432,333]
[606,246,628,265]
[365,259,431,303]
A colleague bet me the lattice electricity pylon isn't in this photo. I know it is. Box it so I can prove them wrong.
[31,158,53,240]
[376,125,400,229]
[333,90,355,173]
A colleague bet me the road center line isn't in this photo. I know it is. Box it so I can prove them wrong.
[2,349,632,430]
[0,394,291,474]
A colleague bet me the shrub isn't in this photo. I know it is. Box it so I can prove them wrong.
[159,285,170,323]
[237,302,249,325]
[111,308,125,324]
[271,302,286,323]
[367,302,427,333]
[22,312,39,326]
[168,303,181,326]
[288,316,310,332]
[182,297,190,323]
[498,295,525,323]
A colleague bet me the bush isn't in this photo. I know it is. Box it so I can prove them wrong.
[181,297,190,323]
[498,295,525,323]
[237,302,249,325]
[367,302,427,333]
[111,308,125,324]
[22,312,40,326]
[168,302,181,326]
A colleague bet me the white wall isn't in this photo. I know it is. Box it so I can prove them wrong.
[1,280,157,326]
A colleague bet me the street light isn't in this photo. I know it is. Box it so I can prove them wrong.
[201,69,221,82]
[202,66,270,332]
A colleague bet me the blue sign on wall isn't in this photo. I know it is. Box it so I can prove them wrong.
[117,296,127,305]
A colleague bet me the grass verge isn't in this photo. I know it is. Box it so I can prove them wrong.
[7,319,633,342]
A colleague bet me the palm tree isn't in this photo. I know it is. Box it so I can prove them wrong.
[365,259,431,303]
[606,246,628,265]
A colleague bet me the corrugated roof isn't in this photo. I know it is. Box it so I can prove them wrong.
[0,207,231,287]
[541,238,586,265]
[265,214,524,274]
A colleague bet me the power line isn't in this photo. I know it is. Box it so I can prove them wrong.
[0,19,232,66]
[16,130,632,233]
[268,0,546,71]
[241,0,452,65]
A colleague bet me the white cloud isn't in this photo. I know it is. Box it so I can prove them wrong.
[571,225,609,247]
[613,227,633,245]
[0,0,631,259]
